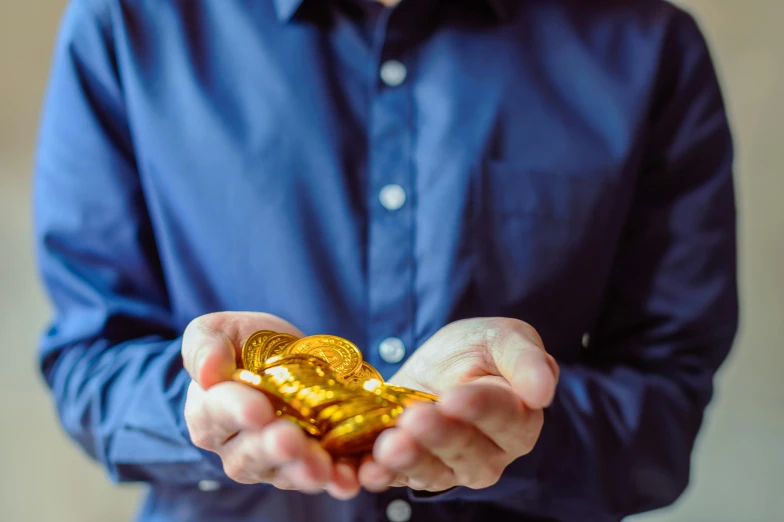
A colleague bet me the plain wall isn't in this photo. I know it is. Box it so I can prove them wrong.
[1,1,781,521]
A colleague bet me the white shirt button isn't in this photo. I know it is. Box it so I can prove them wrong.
[581,332,591,349]
[386,499,412,522]
[379,337,406,364]
[379,184,407,211]
[380,60,407,87]
[198,480,221,492]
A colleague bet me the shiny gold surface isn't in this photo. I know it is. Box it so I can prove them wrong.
[339,361,384,390]
[321,406,405,457]
[232,329,440,458]
[260,333,299,362]
[284,335,363,377]
[240,329,277,372]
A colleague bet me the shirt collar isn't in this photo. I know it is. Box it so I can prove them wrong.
[272,0,516,22]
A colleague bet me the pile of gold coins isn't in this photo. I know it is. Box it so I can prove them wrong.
[232,330,439,458]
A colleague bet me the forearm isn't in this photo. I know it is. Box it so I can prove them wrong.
[42,335,227,485]
[409,345,731,520]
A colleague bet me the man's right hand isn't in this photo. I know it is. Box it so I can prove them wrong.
[181,312,360,499]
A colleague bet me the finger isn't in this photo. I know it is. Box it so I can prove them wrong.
[390,477,408,487]
[398,401,507,488]
[278,436,334,491]
[374,428,454,491]
[269,476,296,490]
[200,381,277,448]
[182,312,304,388]
[325,459,361,500]
[438,384,542,456]
[184,381,213,448]
[358,453,398,493]
[220,419,313,484]
[483,320,559,408]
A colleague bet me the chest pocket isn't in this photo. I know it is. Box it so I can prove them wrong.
[473,159,621,315]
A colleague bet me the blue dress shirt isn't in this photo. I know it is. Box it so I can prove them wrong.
[33,0,738,521]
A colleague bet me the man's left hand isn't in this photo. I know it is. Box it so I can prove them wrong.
[358,318,559,492]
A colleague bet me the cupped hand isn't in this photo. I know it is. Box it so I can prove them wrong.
[181,312,360,499]
[358,317,559,493]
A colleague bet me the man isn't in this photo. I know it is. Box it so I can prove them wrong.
[33,0,738,521]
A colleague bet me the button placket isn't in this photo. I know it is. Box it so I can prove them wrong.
[366,11,416,373]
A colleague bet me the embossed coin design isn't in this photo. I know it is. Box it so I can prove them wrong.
[284,335,362,377]
[261,333,298,362]
[241,330,277,372]
[339,361,384,390]
[231,330,439,459]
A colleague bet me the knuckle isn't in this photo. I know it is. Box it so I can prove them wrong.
[188,429,213,449]
[471,474,500,490]
[486,460,506,480]
[271,478,294,490]
[513,320,544,348]
[236,447,257,470]
[183,315,208,344]
[223,463,248,484]
[240,395,271,423]
[471,465,502,490]
[498,318,540,345]
[183,313,224,351]
[192,312,221,334]
[459,392,487,421]
[222,454,258,484]
[482,318,547,372]
[453,469,475,487]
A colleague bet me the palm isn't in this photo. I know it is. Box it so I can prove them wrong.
[388,318,547,400]
[358,317,558,493]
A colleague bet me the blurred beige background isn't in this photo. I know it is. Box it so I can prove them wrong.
[0,1,781,521]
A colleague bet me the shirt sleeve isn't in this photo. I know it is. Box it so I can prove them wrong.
[33,0,227,486]
[409,9,739,521]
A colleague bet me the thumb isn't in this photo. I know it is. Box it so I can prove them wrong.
[485,320,559,409]
[182,311,303,389]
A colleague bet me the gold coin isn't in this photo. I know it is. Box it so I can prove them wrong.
[273,378,310,398]
[284,335,362,377]
[233,370,316,419]
[263,353,334,370]
[271,399,305,419]
[316,392,393,431]
[276,412,322,437]
[241,330,277,372]
[260,333,298,363]
[321,406,404,457]
[232,369,304,413]
[261,364,336,389]
[291,383,354,404]
[373,384,440,406]
[339,362,384,391]
[287,385,353,418]
[264,360,336,377]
